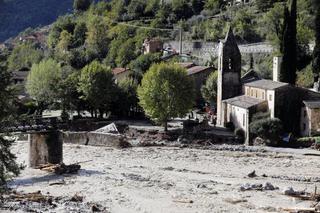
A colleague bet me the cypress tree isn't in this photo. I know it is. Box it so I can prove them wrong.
[313,1,320,76]
[280,0,297,85]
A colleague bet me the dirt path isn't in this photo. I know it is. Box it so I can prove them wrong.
[7,141,320,212]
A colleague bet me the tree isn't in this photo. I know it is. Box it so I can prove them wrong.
[201,71,218,106]
[73,0,92,12]
[129,53,161,82]
[7,42,42,71]
[127,0,147,20]
[280,0,297,85]
[0,65,21,186]
[73,22,87,47]
[137,63,195,131]
[115,38,137,67]
[297,64,314,88]
[78,61,117,118]
[204,0,224,12]
[313,1,320,75]
[57,30,73,52]
[86,15,109,58]
[256,0,277,12]
[26,59,62,113]
[58,68,86,117]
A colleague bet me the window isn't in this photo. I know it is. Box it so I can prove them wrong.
[303,123,306,131]
[255,90,258,98]
[262,92,265,99]
[269,95,272,101]
[251,89,253,96]
[243,114,246,127]
[246,88,249,95]
[304,110,307,118]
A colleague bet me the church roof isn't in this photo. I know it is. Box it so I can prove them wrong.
[303,100,320,109]
[187,66,212,75]
[223,95,266,109]
[244,79,288,90]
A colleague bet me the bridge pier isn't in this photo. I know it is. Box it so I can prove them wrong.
[29,130,63,168]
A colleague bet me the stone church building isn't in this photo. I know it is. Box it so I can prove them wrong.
[217,28,320,144]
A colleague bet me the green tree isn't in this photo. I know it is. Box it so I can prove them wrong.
[73,0,92,12]
[201,71,218,106]
[127,0,147,19]
[137,63,195,131]
[57,30,73,52]
[256,0,278,12]
[0,65,21,186]
[114,79,139,117]
[7,42,42,71]
[78,61,117,118]
[26,59,62,113]
[297,64,314,88]
[129,53,161,82]
[171,0,193,20]
[280,0,297,85]
[73,22,87,47]
[86,15,109,58]
[204,0,224,12]
[116,38,137,67]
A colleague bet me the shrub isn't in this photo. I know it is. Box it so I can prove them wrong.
[250,118,283,144]
[234,128,245,143]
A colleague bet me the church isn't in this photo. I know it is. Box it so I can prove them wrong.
[216,27,320,144]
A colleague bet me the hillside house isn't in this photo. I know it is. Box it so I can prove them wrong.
[112,68,130,84]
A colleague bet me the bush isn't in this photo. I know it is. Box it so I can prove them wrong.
[226,122,235,131]
[250,118,283,145]
[234,128,245,143]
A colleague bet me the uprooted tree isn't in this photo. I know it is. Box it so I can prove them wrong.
[0,65,22,187]
[137,63,195,131]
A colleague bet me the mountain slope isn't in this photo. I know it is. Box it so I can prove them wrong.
[0,0,73,42]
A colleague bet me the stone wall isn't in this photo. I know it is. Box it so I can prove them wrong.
[63,132,122,147]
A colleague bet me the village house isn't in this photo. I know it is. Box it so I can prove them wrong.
[143,38,163,55]
[176,62,214,104]
[217,27,320,144]
[112,68,130,84]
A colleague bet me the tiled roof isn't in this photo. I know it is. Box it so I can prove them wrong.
[112,68,129,75]
[303,101,320,109]
[223,95,266,109]
[187,66,212,75]
[244,79,288,90]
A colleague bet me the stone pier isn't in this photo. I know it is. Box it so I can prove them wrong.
[29,130,63,168]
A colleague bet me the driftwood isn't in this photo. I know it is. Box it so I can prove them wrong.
[282,207,316,213]
[8,191,53,203]
[36,163,81,175]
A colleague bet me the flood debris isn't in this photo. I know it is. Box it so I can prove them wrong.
[0,190,108,212]
[224,198,248,204]
[240,182,279,191]
[37,163,81,175]
[247,170,257,178]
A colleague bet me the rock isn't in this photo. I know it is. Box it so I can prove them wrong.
[283,187,305,196]
[248,170,257,178]
[263,182,278,190]
[240,183,279,191]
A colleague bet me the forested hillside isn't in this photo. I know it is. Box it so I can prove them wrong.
[0,0,73,41]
